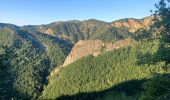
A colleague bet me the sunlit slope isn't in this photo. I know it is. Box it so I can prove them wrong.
[41,40,168,100]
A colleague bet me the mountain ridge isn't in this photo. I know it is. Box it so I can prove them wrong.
[111,16,154,32]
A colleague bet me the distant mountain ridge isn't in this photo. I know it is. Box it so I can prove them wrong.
[0,16,154,44]
[25,16,153,43]
[111,16,154,32]
[26,19,128,43]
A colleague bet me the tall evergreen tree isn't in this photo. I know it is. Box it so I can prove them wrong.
[154,0,170,63]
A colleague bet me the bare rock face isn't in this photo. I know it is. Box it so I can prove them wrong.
[62,40,105,66]
[50,39,133,77]
[62,39,133,67]
[38,27,54,35]
[112,16,154,33]
[44,28,54,35]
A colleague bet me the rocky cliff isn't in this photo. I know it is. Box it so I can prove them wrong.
[50,39,133,77]
[111,16,154,33]
[62,39,133,67]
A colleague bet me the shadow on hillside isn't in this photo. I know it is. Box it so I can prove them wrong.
[55,73,170,100]
[56,79,146,100]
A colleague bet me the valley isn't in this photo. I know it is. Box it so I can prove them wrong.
[0,0,170,99]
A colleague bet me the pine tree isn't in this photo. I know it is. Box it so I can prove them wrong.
[154,0,170,63]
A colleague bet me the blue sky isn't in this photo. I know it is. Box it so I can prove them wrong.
[0,0,159,26]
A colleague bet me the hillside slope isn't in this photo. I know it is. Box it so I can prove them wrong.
[50,39,132,77]
[41,39,169,100]
[0,16,155,99]
[0,27,72,99]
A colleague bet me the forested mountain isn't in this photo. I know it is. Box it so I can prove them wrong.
[23,17,154,44]
[0,27,72,99]
[0,18,132,99]
[0,18,158,100]
[0,18,134,99]
[23,19,130,43]
[0,0,170,99]
[41,39,165,100]
[0,18,160,100]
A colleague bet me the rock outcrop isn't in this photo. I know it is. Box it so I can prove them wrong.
[38,26,54,35]
[49,17,155,77]
[112,16,154,33]
[62,40,105,66]
[50,39,133,77]
[63,39,132,67]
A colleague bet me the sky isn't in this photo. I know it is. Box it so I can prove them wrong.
[0,0,159,26]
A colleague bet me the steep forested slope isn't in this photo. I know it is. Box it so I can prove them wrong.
[0,11,164,100]
[41,39,169,100]
[0,27,72,99]
[0,18,133,99]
